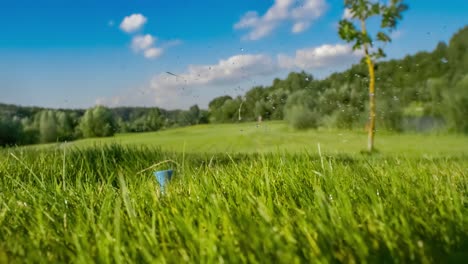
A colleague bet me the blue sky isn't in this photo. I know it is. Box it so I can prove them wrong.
[1,0,467,110]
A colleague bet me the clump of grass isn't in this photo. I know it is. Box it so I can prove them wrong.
[0,144,467,263]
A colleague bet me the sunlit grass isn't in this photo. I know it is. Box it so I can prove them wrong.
[40,121,468,156]
[1,144,467,263]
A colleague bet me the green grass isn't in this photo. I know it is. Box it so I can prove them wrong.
[55,121,468,156]
[3,123,468,262]
[1,142,467,263]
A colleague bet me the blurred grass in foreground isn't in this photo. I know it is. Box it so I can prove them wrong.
[0,144,467,263]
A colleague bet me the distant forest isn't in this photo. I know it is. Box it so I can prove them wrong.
[1,26,467,147]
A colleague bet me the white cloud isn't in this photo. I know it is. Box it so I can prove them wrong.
[342,8,354,19]
[99,43,366,108]
[96,53,279,109]
[119,14,177,60]
[130,34,164,59]
[162,39,183,48]
[234,11,276,40]
[149,54,277,106]
[234,0,327,40]
[278,44,363,69]
[101,54,276,108]
[95,96,122,107]
[120,14,147,33]
[131,34,155,51]
[292,22,309,33]
[390,30,403,39]
[152,54,277,88]
[290,0,327,21]
[144,48,163,59]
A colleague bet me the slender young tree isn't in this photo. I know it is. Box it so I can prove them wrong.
[338,0,407,152]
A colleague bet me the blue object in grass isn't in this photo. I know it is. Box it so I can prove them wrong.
[154,169,173,194]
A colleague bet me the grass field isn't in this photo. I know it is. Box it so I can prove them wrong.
[1,123,468,263]
[63,121,468,156]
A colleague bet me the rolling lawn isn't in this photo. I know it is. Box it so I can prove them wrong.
[1,122,467,263]
[64,121,467,156]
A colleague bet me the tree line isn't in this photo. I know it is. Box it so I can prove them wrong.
[208,25,468,133]
[1,25,467,147]
[0,104,208,146]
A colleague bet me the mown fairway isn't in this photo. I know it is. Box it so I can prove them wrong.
[1,124,468,263]
[64,122,467,156]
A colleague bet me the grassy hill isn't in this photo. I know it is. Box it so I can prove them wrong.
[3,123,468,262]
[57,121,468,156]
[2,142,467,263]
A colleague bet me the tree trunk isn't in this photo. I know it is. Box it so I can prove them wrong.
[365,56,376,152]
[361,19,376,152]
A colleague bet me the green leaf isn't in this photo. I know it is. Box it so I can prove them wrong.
[377,32,391,43]
[338,20,359,42]
[381,1,408,29]
[372,48,387,59]
[361,32,373,46]
[353,42,363,51]
[371,3,381,16]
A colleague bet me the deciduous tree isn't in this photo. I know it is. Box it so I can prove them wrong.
[79,106,117,138]
[338,0,408,151]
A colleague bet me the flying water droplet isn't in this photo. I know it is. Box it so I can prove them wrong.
[417,240,424,248]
